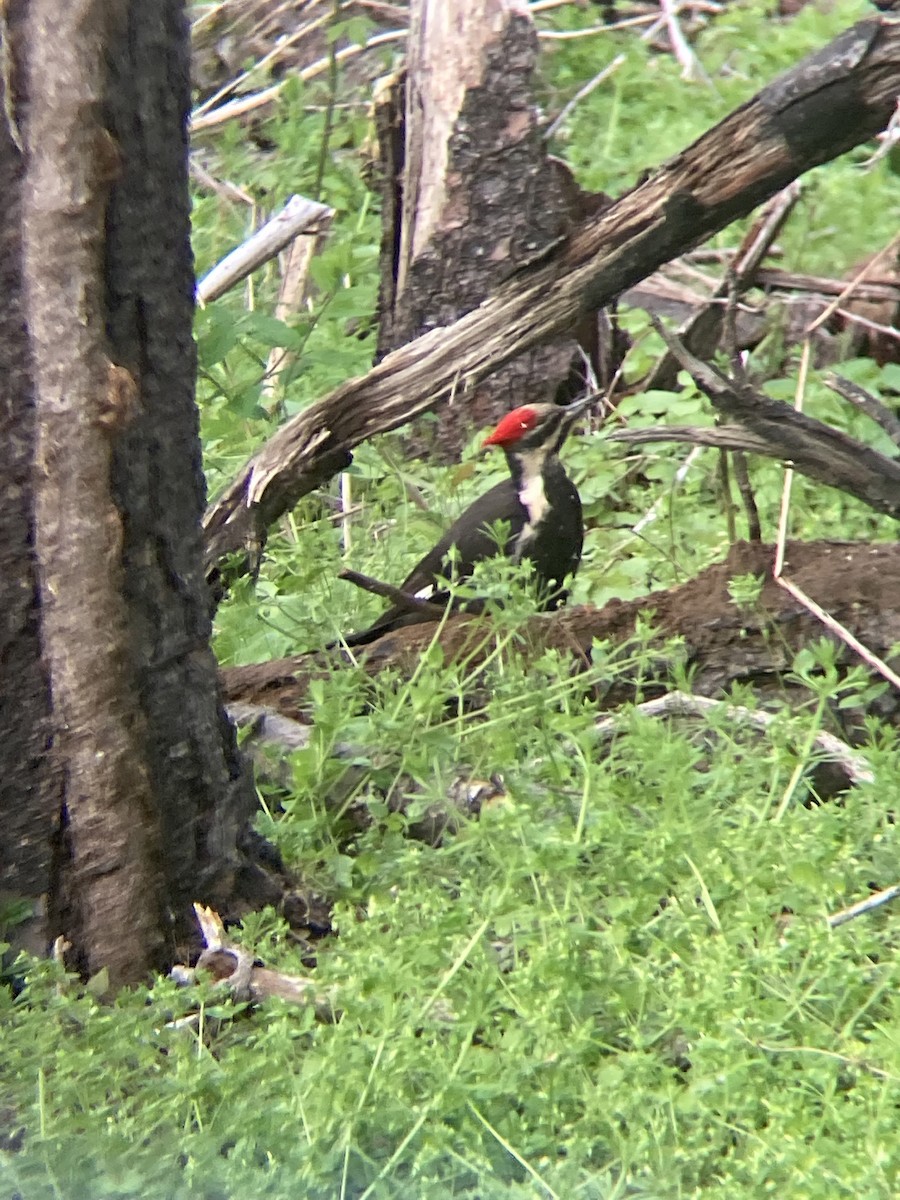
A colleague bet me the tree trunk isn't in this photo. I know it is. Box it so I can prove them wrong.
[0,0,61,943]
[4,0,262,985]
[375,0,593,459]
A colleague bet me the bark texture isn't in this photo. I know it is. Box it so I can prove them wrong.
[204,15,900,579]
[17,0,259,983]
[0,0,61,918]
[375,0,585,457]
[23,0,168,980]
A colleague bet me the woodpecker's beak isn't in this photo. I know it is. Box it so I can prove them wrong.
[561,392,595,423]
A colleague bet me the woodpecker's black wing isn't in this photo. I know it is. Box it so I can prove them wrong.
[397,478,527,595]
[340,479,527,647]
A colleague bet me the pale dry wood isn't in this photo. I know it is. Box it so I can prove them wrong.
[197,195,333,304]
[261,208,334,409]
[172,903,339,1018]
[594,692,875,787]
[828,882,900,928]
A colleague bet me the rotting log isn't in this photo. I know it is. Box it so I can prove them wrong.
[220,540,900,731]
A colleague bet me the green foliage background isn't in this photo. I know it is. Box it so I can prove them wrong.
[3,1,899,1196]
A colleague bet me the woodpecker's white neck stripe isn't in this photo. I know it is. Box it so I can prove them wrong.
[513,447,549,556]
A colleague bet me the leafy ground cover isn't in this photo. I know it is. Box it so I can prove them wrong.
[3,1,899,1196]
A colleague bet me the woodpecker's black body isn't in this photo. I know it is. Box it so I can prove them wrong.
[341,399,588,647]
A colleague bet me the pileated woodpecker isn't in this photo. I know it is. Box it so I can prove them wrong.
[340,396,590,647]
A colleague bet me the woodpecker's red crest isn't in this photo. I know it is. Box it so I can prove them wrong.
[482,406,539,448]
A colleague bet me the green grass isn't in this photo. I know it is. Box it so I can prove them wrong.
[4,645,900,1197]
[4,0,900,1195]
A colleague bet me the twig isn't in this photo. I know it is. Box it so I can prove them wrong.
[189,157,254,206]
[544,54,626,139]
[190,30,408,132]
[340,472,353,553]
[338,568,450,620]
[828,882,900,928]
[645,182,800,392]
[659,0,708,81]
[773,337,810,576]
[261,208,334,414]
[860,96,900,167]
[753,266,900,303]
[632,445,705,536]
[537,4,722,40]
[594,691,875,787]
[835,306,900,344]
[774,574,900,691]
[824,373,900,448]
[806,229,900,334]
[732,450,761,541]
[197,195,333,305]
[192,7,332,120]
[750,1040,898,1083]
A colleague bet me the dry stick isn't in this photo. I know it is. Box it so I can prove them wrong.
[190,30,409,132]
[836,306,900,344]
[732,450,761,542]
[261,209,334,412]
[192,3,331,120]
[544,54,626,139]
[171,904,339,1019]
[769,287,900,699]
[753,266,900,303]
[338,568,451,621]
[646,181,800,392]
[806,228,900,334]
[629,321,900,700]
[537,4,722,40]
[772,337,810,577]
[659,0,707,81]
[197,196,333,305]
[640,315,900,516]
[189,157,255,207]
[594,692,875,787]
[824,372,900,448]
[861,95,900,166]
[828,882,900,928]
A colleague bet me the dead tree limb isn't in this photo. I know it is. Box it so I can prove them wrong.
[204,16,900,580]
[613,318,900,518]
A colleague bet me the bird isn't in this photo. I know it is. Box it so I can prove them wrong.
[338,395,590,648]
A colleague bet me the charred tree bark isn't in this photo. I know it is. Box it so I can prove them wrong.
[204,15,900,580]
[375,0,591,458]
[0,0,61,937]
[10,0,260,985]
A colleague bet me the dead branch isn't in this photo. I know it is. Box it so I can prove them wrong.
[644,183,800,392]
[172,904,339,1019]
[203,16,900,581]
[637,317,900,518]
[594,691,875,788]
[196,195,333,304]
[338,567,450,620]
[824,372,900,447]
